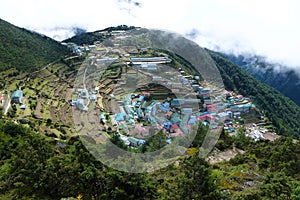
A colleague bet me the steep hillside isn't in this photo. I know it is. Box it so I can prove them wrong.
[208,50,300,138]
[63,28,300,138]
[224,53,300,106]
[0,18,69,72]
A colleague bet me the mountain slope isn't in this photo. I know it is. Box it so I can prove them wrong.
[208,50,300,138]
[224,54,300,106]
[0,18,69,71]
[62,27,300,138]
[63,25,136,45]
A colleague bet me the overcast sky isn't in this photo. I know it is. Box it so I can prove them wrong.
[1,0,300,71]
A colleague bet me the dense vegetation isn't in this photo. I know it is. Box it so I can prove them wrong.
[0,18,69,72]
[0,120,300,199]
[224,53,300,106]
[208,50,300,138]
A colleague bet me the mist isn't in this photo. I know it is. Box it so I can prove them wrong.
[0,0,299,72]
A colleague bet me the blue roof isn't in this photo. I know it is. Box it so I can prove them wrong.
[99,114,105,119]
[89,94,97,100]
[76,99,84,106]
[138,95,144,102]
[166,139,172,144]
[137,109,143,117]
[138,140,146,145]
[130,57,171,62]
[188,118,197,124]
[116,113,126,121]
[12,90,23,98]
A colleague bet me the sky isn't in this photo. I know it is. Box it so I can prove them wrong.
[0,0,300,71]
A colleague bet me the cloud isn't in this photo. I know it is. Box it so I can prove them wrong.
[0,0,299,72]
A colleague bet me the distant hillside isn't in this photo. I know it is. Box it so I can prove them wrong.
[208,50,300,138]
[0,18,69,71]
[223,53,300,106]
[63,25,136,45]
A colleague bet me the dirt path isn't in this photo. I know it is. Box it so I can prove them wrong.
[207,148,245,164]
[3,93,11,115]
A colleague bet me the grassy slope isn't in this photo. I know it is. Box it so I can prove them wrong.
[0,18,69,71]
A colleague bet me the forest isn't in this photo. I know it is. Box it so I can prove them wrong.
[0,119,299,199]
[0,19,69,72]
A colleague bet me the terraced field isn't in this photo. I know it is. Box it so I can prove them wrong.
[1,59,79,138]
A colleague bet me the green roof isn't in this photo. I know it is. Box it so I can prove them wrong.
[128,137,139,145]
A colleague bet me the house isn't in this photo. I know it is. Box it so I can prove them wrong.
[136,109,144,118]
[192,84,200,91]
[141,101,147,109]
[128,137,145,147]
[171,83,182,89]
[88,45,96,50]
[217,112,228,121]
[152,76,163,82]
[231,103,253,112]
[128,137,139,147]
[147,64,157,71]
[146,115,156,124]
[166,138,172,144]
[137,95,145,102]
[141,92,150,97]
[99,114,105,120]
[166,111,173,119]
[116,113,127,121]
[198,114,214,122]
[0,95,3,104]
[181,77,189,84]
[170,113,181,124]
[170,99,181,107]
[76,99,85,110]
[19,104,26,109]
[80,89,88,99]
[120,135,130,145]
[171,124,179,131]
[164,121,173,130]
[11,90,23,103]
[188,115,197,124]
[130,57,171,63]
[160,102,170,112]
[182,108,193,115]
[69,100,77,106]
[89,94,97,101]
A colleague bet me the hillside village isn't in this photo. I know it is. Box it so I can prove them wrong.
[0,30,280,157]
[0,22,299,199]
[63,33,279,149]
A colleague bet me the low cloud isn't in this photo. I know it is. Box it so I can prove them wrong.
[0,0,299,73]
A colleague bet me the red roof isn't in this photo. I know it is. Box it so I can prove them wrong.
[171,124,179,129]
[141,92,150,95]
[198,114,214,121]
[0,96,3,101]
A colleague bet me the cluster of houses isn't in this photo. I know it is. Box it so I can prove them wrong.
[69,89,98,111]
[67,44,261,147]
[62,42,97,56]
